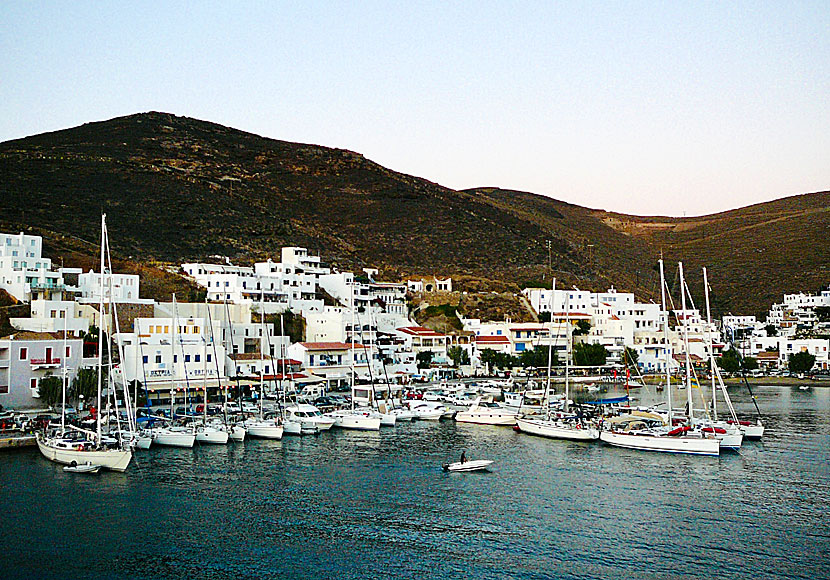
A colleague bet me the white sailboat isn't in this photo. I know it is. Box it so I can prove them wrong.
[244,292,283,440]
[599,260,720,456]
[516,279,599,441]
[37,215,133,472]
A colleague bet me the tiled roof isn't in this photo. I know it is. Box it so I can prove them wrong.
[298,342,367,351]
[397,326,445,337]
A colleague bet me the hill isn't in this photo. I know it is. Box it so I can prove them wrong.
[0,112,827,316]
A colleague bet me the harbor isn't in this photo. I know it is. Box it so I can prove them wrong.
[2,384,828,580]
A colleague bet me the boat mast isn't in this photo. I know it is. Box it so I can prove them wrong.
[96,214,106,446]
[564,288,570,414]
[703,267,717,419]
[543,278,555,421]
[259,289,265,419]
[61,306,68,433]
[679,262,694,423]
[350,278,356,410]
[659,258,672,427]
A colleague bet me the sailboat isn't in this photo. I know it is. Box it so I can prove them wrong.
[243,292,283,439]
[599,260,720,456]
[36,215,133,472]
[515,279,600,441]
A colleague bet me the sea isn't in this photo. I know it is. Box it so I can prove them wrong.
[2,384,828,580]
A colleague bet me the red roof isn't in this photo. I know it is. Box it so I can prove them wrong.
[298,341,367,351]
[551,311,592,318]
[475,335,511,344]
[397,326,445,337]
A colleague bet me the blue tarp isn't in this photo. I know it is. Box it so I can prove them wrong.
[581,395,629,405]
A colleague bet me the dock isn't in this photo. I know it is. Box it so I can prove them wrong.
[0,432,36,449]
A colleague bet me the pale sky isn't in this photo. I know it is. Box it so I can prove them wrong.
[1,1,828,216]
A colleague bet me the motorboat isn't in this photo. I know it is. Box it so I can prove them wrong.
[455,398,518,426]
[325,409,381,431]
[407,401,447,421]
[284,404,336,431]
[442,459,493,472]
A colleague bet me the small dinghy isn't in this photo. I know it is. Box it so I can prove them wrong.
[442,459,493,472]
[63,462,103,474]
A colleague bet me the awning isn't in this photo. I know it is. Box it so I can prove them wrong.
[581,395,630,405]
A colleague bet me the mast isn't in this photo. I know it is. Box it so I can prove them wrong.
[564,287,570,414]
[350,278,356,410]
[544,279,555,420]
[170,294,177,420]
[659,258,673,427]
[61,306,67,432]
[703,267,717,418]
[96,214,106,445]
[259,289,265,419]
[679,262,694,424]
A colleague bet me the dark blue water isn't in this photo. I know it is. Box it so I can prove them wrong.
[2,385,829,580]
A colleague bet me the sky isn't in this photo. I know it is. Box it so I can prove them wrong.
[1,1,828,216]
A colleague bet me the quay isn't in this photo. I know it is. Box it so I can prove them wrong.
[0,432,36,450]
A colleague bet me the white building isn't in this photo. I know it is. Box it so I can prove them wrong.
[287,341,372,389]
[0,232,66,302]
[10,299,94,336]
[75,270,148,304]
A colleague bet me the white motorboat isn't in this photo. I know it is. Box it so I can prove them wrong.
[443,459,493,472]
[454,398,518,426]
[515,416,599,441]
[326,409,381,431]
[407,401,446,421]
[285,404,336,431]
[389,407,417,422]
[37,434,132,472]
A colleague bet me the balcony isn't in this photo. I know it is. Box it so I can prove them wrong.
[30,357,61,369]
[29,282,65,292]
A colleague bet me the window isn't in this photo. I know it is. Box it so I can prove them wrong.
[155,355,162,364]
[184,355,191,363]
[207,354,212,363]
[174,355,178,363]
[65,346,71,358]
[164,326,169,333]
[195,354,201,363]
[19,347,27,360]
[143,355,149,364]
[31,378,38,389]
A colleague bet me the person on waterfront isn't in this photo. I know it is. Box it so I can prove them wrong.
[460,450,467,463]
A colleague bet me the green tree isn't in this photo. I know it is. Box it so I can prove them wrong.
[623,347,639,371]
[764,324,778,337]
[538,312,551,323]
[519,345,558,369]
[742,357,759,371]
[37,373,63,408]
[70,367,99,407]
[815,306,830,323]
[479,349,498,372]
[447,346,470,367]
[572,342,608,366]
[573,320,591,336]
[717,348,741,373]
[416,351,434,370]
[788,351,816,373]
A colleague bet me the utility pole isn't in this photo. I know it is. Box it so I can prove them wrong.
[545,240,552,279]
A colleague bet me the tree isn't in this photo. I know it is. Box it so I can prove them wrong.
[37,373,63,408]
[742,357,759,371]
[538,312,551,323]
[573,320,591,336]
[764,324,778,337]
[623,347,639,371]
[718,347,758,373]
[519,345,558,370]
[573,342,608,366]
[479,349,498,373]
[416,351,434,370]
[788,351,816,373]
[70,367,99,408]
[447,346,470,367]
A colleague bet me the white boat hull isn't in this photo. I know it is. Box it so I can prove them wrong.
[196,427,229,445]
[327,412,381,431]
[455,411,518,426]
[153,429,196,448]
[599,431,720,456]
[246,422,284,440]
[443,459,493,472]
[516,417,599,440]
[37,437,133,472]
[229,425,246,442]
